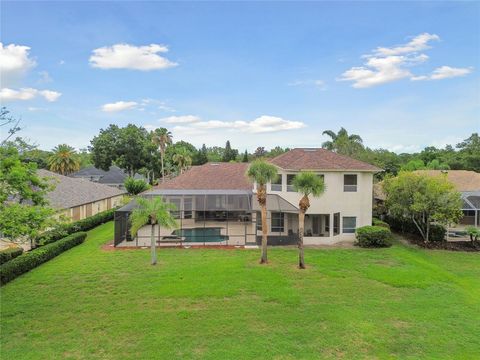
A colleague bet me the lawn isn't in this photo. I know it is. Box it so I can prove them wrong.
[1,222,479,359]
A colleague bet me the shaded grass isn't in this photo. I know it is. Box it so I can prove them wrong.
[1,223,479,359]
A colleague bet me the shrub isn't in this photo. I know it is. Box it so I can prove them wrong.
[36,209,115,246]
[0,247,24,265]
[385,216,446,242]
[1,232,87,285]
[466,226,480,242]
[372,218,390,229]
[355,226,393,248]
[124,177,149,195]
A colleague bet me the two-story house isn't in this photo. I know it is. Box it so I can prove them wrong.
[113,148,381,247]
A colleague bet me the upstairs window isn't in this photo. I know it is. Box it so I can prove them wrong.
[271,173,282,191]
[344,174,357,192]
[287,174,296,192]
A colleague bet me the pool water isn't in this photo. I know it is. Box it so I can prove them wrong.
[172,227,228,242]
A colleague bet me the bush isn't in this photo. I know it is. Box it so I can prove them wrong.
[124,177,149,195]
[372,218,390,229]
[355,226,393,248]
[0,247,24,265]
[1,232,87,285]
[36,209,115,246]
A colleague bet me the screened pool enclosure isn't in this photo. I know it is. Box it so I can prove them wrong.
[113,190,299,247]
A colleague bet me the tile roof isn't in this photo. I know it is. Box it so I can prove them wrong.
[414,170,480,192]
[38,169,126,209]
[156,163,252,190]
[269,148,381,171]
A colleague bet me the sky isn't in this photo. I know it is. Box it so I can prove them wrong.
[1,1,479,153]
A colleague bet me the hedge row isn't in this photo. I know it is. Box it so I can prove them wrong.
[355,225,393,248]
[385,216,446,242]
[36,208,115,246]
[0,247,24,265]
[0,232,87,285]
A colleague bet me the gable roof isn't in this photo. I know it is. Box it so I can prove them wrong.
[38,169,126,209]
[155,163,252,190]
[269,148,381,172]
[414,170,480,192]
[71,165,144,184]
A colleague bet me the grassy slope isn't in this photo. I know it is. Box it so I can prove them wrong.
[1,222,479,359]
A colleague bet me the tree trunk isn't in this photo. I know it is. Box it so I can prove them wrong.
[260,203,268,264]
[298,210,306,269]
[161,152,165,183]
[150,222,157,265]
[425,217,430,243]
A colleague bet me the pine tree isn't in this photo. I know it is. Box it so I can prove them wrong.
[242,150,249,162]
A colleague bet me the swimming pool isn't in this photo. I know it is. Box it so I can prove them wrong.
[172,227,228,242]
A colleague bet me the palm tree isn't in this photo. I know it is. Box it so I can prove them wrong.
[322,127,364,156]
[292,171,326,269]
[47,144,80,175]
[172,147,192,174]
[151,128,172,183]
[130,197,177,265]
[246,160,278,264]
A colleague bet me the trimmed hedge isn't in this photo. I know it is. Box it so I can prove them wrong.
[1,232,87,285]
[355,225,393,248]
[372,218,390,229]
[36,209,115,246]
[0,247,24,265]
[385,216,446,242]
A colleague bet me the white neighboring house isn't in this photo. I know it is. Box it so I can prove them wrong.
[114,148,381,247]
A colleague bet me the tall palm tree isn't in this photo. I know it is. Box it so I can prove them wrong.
[292,171,326,269]
[246,160,278,264]
[322,127,364,156]
[130,197,177,265]
[151,128,172,182]
[47,144,80,175]
[172,147,192,174]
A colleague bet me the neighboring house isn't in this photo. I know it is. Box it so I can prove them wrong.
[416,170,480,227]
[39,169,126,221]
[374,170,480,227]
[114,148,381,247]
[70,165,144,189]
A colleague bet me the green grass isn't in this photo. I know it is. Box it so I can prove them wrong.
[1,222,479,359]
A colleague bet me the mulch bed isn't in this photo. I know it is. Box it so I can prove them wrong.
[409,238,480,252]
[101,241,247,251]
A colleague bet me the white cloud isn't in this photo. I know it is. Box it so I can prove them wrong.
[167,115,306,134]
[374,33,440,56]
[89,43,177,70]
[159,115,200,124]
[0,43,36,86]
[101,101,138,112]
[339,33,472,88]
[0,87,61,102]
[411,66,473,81]
[288,79,327,91]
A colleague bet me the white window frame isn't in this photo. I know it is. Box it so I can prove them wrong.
[342,216,357,234]
[344,174,358,192]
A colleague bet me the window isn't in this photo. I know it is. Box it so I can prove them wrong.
[271,212,285,232]
[271,173,282,191]
[342,216,356,233]
[333,213,340,236]
[287,174,296,192]
[344,174,357,192]
[463,210,475,217]
[256,211,262,231]
[170,198,181,219]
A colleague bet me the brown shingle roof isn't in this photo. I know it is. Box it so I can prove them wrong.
[414,170,480,192]
[269,148,381,171]
[38,169,126,209]
[156,163,252,190]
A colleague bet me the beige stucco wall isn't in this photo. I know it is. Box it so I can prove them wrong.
[59,195,124,221]
[266,169,374,244]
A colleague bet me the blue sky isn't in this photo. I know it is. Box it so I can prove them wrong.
[1,1,479,152]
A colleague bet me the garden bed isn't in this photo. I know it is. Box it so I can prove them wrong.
[408,237,480,252]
